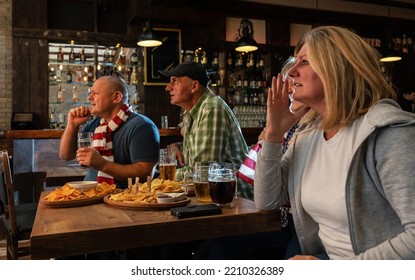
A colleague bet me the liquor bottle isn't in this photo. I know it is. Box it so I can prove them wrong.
[402,34,409,54]
[236,75,242,87]
[72,86,79,102]
[103,47,111,63]
[66,69,72,83]
[130,49,138,66]
[55,64,62,82]
[124,68,131,84]
[201,53,208,66]
[227,52,233,69]
[69,46,76,61]
[57,46,64,62]
[87,66,94,82]
[236,53,243,68]
[243,75,248,88]
[131,67,138,85]
[49,109,57,129]
[76,66,83,83]
[117,47,126,65]
[258,54,265,68]
[212,52,219,69]
[57,85,64,103]
[248,54,255,68]
[80,47,86,62]
[58,113,65,129]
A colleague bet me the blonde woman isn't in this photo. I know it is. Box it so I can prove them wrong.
[255,26,415,259]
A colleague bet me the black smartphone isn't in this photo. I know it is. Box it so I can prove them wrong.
[171,204,222,219]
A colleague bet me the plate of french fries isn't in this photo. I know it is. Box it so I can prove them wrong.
[103,177,191,210]
[41,182,119,208]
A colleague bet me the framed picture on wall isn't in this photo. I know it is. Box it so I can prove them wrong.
[143,28,182,85]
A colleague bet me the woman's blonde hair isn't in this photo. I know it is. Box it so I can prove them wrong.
[303,25,396,130]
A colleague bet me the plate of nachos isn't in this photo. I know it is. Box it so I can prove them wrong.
[41,182,119,208]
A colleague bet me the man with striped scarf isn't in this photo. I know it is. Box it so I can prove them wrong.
[60,75,160,189]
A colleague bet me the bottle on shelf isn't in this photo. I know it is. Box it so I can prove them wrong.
[57,46,64,62]
[124,68,131,84]
[69,46,76,61]
[236,75,242,87]
[55,64,62,82]
[212,52,219,69]
[103,47,111,63]
[87,66,94,83]
[117,47,126,65]
[236,53,243,68]
[49,109,57,129]
[76,66,83,83]
[130,49,138,66]
[402,34,409,54]
[80,47,87,62]
[58,113,65,129]
[57,85,64,103]
[72,85,79,102]
[227,52,233,70]
[131,66,139,85]
[66,69,72,83]
[247,54,255,68]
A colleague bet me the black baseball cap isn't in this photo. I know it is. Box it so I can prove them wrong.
[159,61,210,87]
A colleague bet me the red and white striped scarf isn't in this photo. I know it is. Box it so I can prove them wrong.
[92,104,132,184]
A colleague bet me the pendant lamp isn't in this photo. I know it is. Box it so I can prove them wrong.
[380,7,401,62]
[235,18,258,53]
[137,20,162,47]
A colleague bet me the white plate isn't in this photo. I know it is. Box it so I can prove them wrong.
[156,192,186,203]
[67,181,98,190]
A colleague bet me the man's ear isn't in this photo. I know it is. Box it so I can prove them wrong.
[113,91,123,102]
[190,80,200,93]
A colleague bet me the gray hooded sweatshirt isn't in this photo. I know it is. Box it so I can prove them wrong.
[254,99,415,259]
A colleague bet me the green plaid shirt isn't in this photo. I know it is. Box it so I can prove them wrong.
[176,90,253,199]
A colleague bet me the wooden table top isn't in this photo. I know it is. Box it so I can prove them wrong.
[45,165,87,187]
[30,194,281,259]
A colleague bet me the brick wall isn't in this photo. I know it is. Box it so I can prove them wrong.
[0,0,12,130]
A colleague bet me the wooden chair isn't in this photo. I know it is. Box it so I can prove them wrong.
[1,150,37,259]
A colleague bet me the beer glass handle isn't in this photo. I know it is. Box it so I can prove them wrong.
[183,173,193,195]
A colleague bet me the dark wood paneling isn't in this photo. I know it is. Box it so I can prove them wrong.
[12,37,32,112]
[12,37,48,128]
[12,0,47,29]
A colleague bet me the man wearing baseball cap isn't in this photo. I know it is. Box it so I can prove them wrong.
[160,61,251,199]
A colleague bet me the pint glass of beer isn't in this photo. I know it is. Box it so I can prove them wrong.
[208,162,237,207]
[159,148,176,181]
[185,162,212,202]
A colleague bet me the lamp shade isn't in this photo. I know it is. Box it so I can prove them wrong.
[137,20,162,47]
[235,18,258,53]
[380,42,402,63]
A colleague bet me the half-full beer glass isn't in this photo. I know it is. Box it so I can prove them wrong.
[159,147,176,181]
[185,162,212,202]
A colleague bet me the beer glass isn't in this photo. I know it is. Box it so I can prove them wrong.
[159,147,176,181]
[77,132,93,168]
[185,162,212,202]
[208,162,237,207]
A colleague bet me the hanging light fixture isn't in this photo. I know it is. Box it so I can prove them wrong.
[235,18,258,53]
[137,0,162,48]
[137,20,162,47]
[380,7,401,63]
